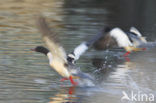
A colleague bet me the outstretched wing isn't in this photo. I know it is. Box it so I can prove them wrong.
[37,16,67,63]
[37,16,71,78]
[130,27,142,37]
[109,28,133,47]
[128,27,147,45]
[67,27,109,63]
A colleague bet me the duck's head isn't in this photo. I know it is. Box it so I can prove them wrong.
[31,46,49,55]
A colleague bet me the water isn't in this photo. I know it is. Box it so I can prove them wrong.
[0,0,156,103]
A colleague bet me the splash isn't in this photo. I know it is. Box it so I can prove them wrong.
[139,41,156,48]
[76,76,95,87]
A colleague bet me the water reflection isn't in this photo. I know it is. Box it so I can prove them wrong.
[49,86,79,103]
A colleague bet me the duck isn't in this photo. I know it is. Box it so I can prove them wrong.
[31,16,107,86]
[93,27,146,56]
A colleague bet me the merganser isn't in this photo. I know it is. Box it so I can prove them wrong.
[31,16,106,86]
[93,27,146,56]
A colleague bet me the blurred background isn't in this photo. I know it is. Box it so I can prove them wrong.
[0,0,156,103]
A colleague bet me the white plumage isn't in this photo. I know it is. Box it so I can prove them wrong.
[47,52,53,64]
[110,28,133,47]
[73,42,88,60]
[130,27,142,37]
[129,27,147,44]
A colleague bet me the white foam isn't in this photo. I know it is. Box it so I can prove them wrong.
[76,78,95,87]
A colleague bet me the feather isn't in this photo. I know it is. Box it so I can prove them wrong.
[130,27,142,37]
[68,27,110,62]
[93,28,133,50]
[73,42,88,60]
[37,16,70,78]
[37,16,67,62]
[94,33,117,50]
[110,28,133,47]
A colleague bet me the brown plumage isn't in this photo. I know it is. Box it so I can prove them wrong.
[93,33,118,50]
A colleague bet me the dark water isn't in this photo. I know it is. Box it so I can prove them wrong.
[0,0,156,103]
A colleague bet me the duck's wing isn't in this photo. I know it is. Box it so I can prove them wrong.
[109,28,133,47]
[67,27,109,63]
[130,27,142,37]
[130,27,147,43]
[126,31,140,41]
[93,32,118,50]
[37,16,72,78]
[37,16,67,63]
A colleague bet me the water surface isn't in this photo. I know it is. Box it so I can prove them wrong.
[0,0,156,103]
